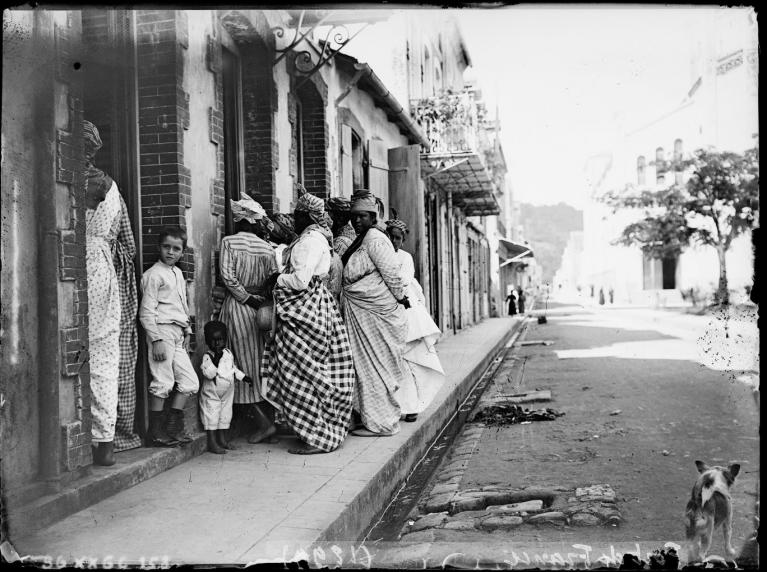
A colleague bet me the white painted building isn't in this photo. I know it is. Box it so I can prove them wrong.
[578,8,758,306]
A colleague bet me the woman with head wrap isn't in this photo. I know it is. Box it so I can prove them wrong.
[326,197,357,257]
[341,189,411,437]
[322,211,344,302]
[83,120,126,466]
[218,193,279,445]
[260,185,355,454]
[269,213,297,272]
[385,211,445,423]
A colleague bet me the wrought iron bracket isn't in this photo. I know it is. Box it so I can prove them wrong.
[271,10,369,91]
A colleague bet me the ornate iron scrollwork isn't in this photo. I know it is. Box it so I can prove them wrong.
[272,10,369,89]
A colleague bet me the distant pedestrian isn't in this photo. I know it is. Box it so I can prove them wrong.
[342,189,410,437]
[590,284,595,298]
[608,287,614,304]
[599,287,605,305]
[199,321,251,454]
[517,286,526,314]
[139,227,199,447]
[260,185,355,454]
[506,289,517,316]
[386,211,445,423]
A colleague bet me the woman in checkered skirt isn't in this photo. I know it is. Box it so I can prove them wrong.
[260,186,356,454]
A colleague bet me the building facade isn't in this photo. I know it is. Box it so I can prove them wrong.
[2,7,513,521]
[578,8,758,306]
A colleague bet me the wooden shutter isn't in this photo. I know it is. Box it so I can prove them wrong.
[388,144,425,285]
[368,138,390,217]
[340,124,353,197]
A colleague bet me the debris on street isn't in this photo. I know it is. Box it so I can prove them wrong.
[471,403,565,426]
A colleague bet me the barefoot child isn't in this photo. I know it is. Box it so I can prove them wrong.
[139,227,199,446]
[200,321,251,453]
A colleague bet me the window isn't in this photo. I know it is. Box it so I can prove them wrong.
[637,155,646,185]
[673,139,684,184]
[643,254,677,289]
[222,46,245,235]
[655,147,665,185]
[351,130,365,190]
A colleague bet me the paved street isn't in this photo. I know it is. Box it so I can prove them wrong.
[386,302,759,568]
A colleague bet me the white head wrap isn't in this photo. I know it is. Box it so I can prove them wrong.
[231,193,266,223]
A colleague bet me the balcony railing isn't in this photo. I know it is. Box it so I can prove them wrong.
[411,91,484,155]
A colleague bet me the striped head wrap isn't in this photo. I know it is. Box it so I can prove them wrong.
[326,196,351,213]
[83,120,103,157]
[350,188,383,216]
[385,208,408,234]
[294,183,326,225]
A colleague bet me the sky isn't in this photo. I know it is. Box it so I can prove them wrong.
[451,6,748,210]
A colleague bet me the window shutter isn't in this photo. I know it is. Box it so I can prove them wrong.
[340,124,353,197]
[368,138,390,217]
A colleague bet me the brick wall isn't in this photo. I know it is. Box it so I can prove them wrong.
[220,10,279,214]
[54,15,93,471]
[288,69,330,203]
[241,39,278,212]
[135,10,194,282]
[296,77,331,199]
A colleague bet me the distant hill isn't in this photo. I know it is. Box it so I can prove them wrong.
[519,202,583,282]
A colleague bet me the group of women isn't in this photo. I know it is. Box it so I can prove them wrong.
[218,187,445,455]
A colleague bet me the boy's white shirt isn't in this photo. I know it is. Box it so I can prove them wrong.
[139,261,192,342]
[201,349,246,383]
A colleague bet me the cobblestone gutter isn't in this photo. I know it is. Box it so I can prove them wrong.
[400,423,624,539]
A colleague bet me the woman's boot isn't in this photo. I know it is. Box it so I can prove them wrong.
[92,441,116,466]
[148,410,178,447]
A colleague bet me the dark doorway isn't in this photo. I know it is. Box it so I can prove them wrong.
[426,191,441,329]
[662,256,677,290]
[222,45,244,236]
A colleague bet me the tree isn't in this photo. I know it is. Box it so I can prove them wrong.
[602,146,759,305]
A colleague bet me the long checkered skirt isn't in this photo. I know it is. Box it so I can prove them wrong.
[261,277,355,452]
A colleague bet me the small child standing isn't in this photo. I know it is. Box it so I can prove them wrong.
[139,227,199,446]
[200,321,251,454]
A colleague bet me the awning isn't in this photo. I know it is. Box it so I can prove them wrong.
[421,153,500,216]
[499,238,533,267]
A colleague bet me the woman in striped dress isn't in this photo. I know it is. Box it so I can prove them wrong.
[218,194,278,444]
[342,190,411,437]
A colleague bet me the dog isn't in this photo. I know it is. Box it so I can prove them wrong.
[684,460,740,564]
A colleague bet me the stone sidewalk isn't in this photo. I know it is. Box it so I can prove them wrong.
[10,316,522,567]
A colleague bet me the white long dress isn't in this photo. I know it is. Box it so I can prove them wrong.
[86,182,122,442]
[393,249,445,415]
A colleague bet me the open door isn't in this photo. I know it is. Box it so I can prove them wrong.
[388,145,427,292]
